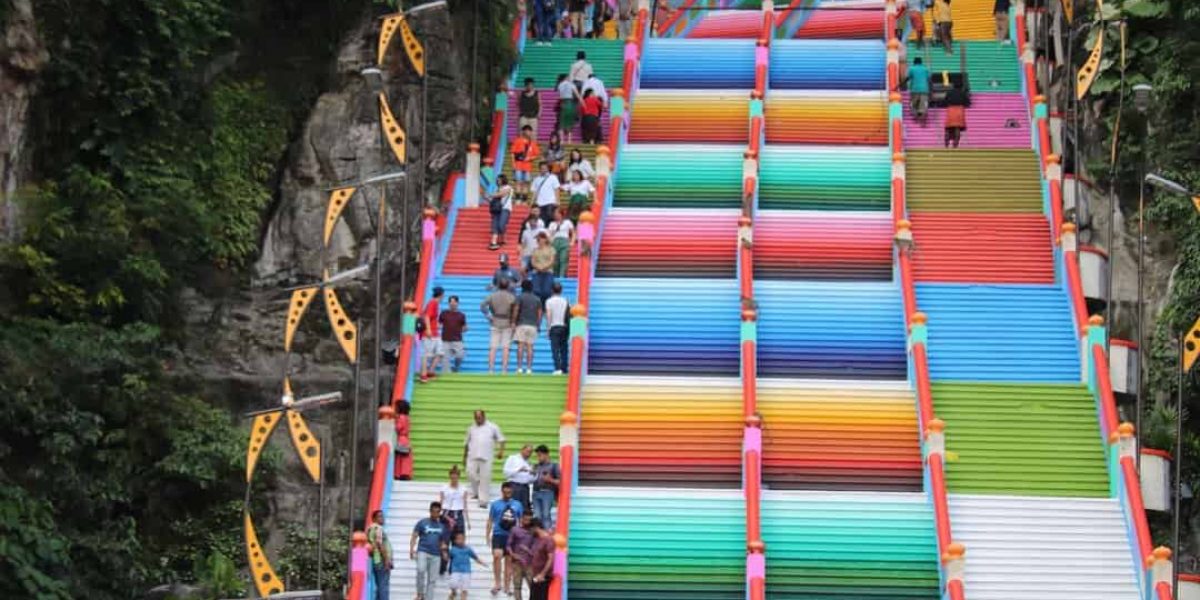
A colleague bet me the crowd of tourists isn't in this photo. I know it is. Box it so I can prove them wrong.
[367,410,563,600]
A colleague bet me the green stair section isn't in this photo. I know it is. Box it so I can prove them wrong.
[615,145,743,208]
[409,374,565,481]
[763,492,940,599]
[907,41,1021,93]
[569,489,745,599]
[906,149,1043,212]
[515,39,625,88]
[933,382,1109,496]
[759,146,891,210]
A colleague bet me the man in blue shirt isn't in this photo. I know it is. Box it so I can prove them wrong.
[907,57,932,126]
[409,502,451,600]
[485,482,525,596]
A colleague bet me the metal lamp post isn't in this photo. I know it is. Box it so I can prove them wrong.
[1133,82,1153,469]
[1143,172,1198,600]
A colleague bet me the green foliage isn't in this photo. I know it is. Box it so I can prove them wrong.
[0,318,276,598]
[3,80,287,324]
[193,550,245,598]
[275,524,350,591]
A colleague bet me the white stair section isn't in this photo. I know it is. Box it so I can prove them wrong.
[385,481,510,599]
[949,494,1141,600]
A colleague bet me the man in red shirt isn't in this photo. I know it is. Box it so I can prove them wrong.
[439,295,468,373]
[419,286,445,383]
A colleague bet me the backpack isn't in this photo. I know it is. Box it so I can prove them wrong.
[499,501,518,531]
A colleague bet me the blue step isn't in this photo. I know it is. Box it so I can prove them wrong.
[756,280,907,379]
[589,277,741,375]
[917,283,1081,382]
[642,39,756,89]
[770,40,886,90]
[427,275,577,374]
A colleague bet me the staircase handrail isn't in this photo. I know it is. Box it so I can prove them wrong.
[1013,3,1173,598]
[885,3,964,597]
[548,9,649,598]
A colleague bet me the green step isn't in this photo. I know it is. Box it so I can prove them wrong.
[933,382,1110,496]
[759,146,891,211]
[763,495,940,598]
[570,492,745,599]
[515,39,626,89]
[906,149,1043,212]
[409,374,565,481]
[907,41,1021,93]
[615,145,743,208]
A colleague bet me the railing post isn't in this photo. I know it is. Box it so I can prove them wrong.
[550,410,579,600]
[1085,314,1106,393]
[892,150,907,225]
[348,530,370,600]
[886,39,901,93]
[466,143,481,207]
[565,305,589,416]
[1150,546,1174,599]
[744,411,765,600]
[749,93,764,156]
[743,150,759,215]
[593,147,612,219]
[742,308,758,418]
[390,302,420,406]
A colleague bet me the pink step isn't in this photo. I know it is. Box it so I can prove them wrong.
[505,89,611,145]
[901,92,1030,149]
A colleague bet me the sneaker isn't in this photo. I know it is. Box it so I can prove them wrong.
[553,370,563,375]
[419,375,429,383]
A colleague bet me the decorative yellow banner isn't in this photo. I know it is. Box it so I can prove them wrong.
[1076,28,1104,100]
[1184,316,1200,372]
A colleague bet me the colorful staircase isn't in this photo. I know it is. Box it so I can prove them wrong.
[358,4,1164,600]
[897,7,1148,596]
[569,33,749,599]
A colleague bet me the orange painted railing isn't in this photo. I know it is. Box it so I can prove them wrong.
[1092,345,1121,437]
[549,17,647,598]
[885,10,963,595]
[1062,246,1089,334]
[1122,455,1154,562]
[655,0,696,36]
[1015,7,1172,598]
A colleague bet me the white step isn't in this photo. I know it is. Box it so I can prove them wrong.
[949,494,1142,600]
[385,481,535,599]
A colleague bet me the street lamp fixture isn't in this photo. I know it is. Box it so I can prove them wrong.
[1133,83,1154,114]
[405,0,448,16]
[361,67,385,93]
[281,262,372,292]
[1145,174,1193,197]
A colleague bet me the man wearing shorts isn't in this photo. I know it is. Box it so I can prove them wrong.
[485,483,524,597]
[481,278,518,374]
[907,57,931,126]
[419,286,445,383]
[513,280,543,375]
[439,295,467,372]
[510,125,539,203]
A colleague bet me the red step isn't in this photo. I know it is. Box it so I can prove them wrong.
[442,207,579,277]
[910,212,1055,283]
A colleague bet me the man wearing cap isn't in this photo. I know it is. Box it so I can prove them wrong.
[420,286,445,383]
[490,254,523,291]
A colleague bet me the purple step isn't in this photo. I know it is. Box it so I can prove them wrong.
[505,89,611,145]
[902,92,1031,149]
